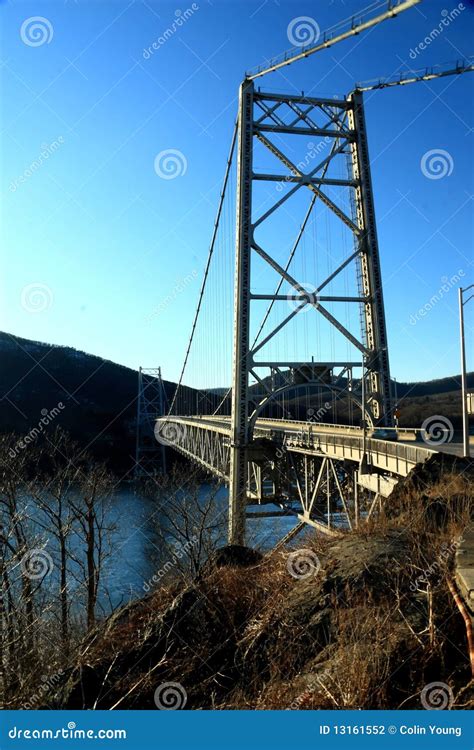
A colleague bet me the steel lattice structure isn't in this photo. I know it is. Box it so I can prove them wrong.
[135,366,167,477]
[157,415,436,537]
[229,83,393,543]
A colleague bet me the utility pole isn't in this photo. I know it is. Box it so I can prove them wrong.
[459,285,473,458]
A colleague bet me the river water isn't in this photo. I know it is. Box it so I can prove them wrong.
[94,483,298,612]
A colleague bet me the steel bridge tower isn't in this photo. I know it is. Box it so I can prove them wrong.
[229,81,393,544]
[154,0,471,543]
[135,366,167,477]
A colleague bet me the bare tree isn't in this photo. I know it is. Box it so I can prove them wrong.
[0,427,120,707]
[69,464,115,629]
[28,428,83,660]
[144,466,227,583]
[0,435,50,703]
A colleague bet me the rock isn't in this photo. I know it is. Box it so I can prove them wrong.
[199,544,263,575]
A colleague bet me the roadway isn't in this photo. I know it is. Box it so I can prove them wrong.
[169,414,470,458]
[157,415,443,478]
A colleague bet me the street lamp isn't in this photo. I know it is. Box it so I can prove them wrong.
[459,284,473,458]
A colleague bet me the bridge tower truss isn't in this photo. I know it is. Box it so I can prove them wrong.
[229,81,393,544]
[135,366,167,478]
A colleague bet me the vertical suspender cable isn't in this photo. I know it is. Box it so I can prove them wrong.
[167,118,238,417]
[212,141,340,417]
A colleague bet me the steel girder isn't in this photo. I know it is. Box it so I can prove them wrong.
[229,80,254,544]
[347,91,392,423]
[159,418,264,502]
[163,420,231,480]
[157,416,437,533]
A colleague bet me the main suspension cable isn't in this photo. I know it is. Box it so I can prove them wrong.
[167,118,238,417]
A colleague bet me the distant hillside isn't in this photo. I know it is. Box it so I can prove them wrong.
[0,332,144,471]
[0,332,219,472]
[395,374,474,398]
[0,331,472,471]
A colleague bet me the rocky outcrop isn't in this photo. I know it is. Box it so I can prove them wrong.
[46,527,472,710]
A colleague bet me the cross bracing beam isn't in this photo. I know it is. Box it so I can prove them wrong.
[254,92,350,109]
[255,133,359,235]
[251,240,370,356]
[252,295,366,302]
[253,140,351,228]
[254,125,355,138]
[253,174,357,187]
[254,98,353,140]
[254,362,361,369]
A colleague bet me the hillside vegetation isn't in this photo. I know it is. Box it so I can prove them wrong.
[37,455,474,711]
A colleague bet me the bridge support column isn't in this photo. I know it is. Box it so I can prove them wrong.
[348,91,392,425]
[229,79,254,545]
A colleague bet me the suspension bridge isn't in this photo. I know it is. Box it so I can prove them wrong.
[146,0,473,544]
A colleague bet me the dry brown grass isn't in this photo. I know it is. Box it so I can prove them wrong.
[31,459,474,710]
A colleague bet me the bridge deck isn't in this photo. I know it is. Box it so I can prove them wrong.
[157,415,441,479]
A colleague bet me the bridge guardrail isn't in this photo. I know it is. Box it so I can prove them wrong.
[158,416,436,476]
[254,422,435,472]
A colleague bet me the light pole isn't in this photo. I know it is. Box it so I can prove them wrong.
[459,284,473,458]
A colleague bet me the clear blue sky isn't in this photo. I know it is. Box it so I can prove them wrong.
[1,0,473,386]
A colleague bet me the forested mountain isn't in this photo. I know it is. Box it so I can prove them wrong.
[0,330,472,470]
